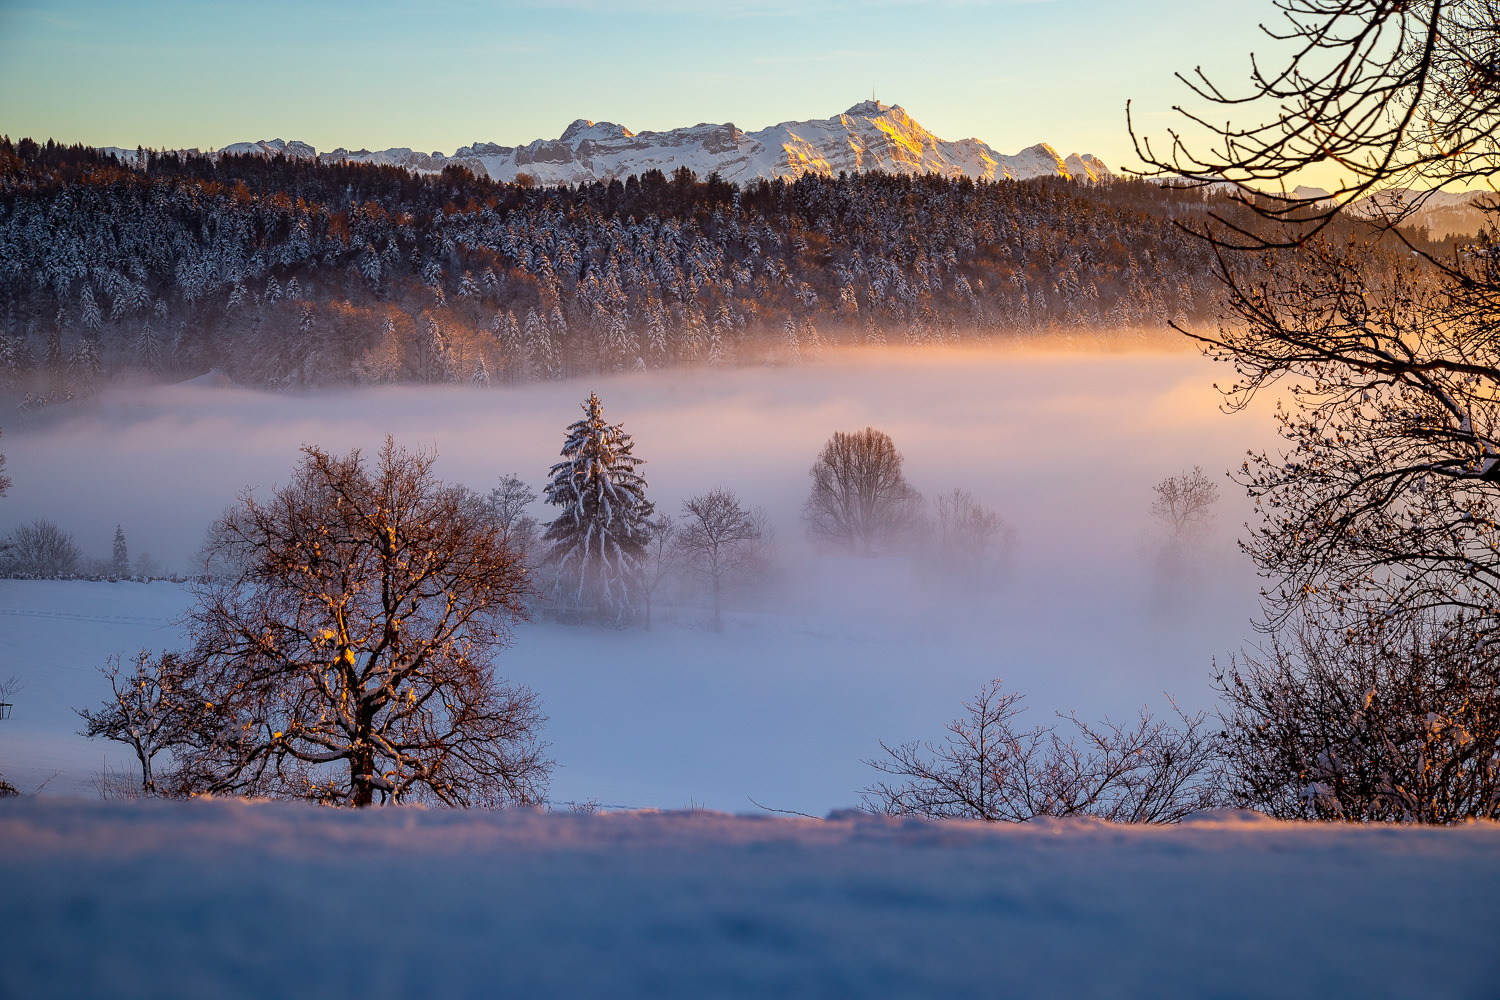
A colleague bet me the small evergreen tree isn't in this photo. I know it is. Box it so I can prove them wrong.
[112,525,129,576]
[542,393,654,623]
[134,321,162,373]
[44,325,65,381]
[80,285,102,331]
[783,315,801,366]
[70,338,103,394]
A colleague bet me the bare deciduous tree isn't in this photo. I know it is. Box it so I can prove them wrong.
[1135,3,1500,635]
[1217,610,1500,822]
[1151,467,1220,541]
[803,427,924,555]
[76,650,202,795]
[639,512,678,630]
[2,519,81,577]
[679,488,765,632]
[864,679,1223,824]
[486,472,540,558]
[930,488,1016,589]
[178,437,551,807]
[1132,1,1500,245]
[1219,243,1500,630]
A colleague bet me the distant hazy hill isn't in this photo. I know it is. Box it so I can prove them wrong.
[1210,183,1495,240]
[1347,188,1499,240]
[108,102,1114,187]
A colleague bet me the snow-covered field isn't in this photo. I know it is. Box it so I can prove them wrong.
[2,346,1495,997]
[2,798,1497,999]
[0,345,1275,811]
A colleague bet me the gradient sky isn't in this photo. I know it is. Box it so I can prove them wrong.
[2,0,1294,178]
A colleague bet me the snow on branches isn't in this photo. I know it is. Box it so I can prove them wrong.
[542,393,655,623]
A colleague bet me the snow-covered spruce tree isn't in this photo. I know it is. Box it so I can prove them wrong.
[542,392,654,623]
[111,525,128,577]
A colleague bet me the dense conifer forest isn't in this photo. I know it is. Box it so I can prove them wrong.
[0,135,1409,401]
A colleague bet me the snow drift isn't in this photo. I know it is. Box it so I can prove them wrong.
[1,797,1495,999]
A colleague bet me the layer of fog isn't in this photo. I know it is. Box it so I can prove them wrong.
[0,344,1288,810]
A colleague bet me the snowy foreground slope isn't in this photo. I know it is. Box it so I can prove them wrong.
[1,798,1496,1000]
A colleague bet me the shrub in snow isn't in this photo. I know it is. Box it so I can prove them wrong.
[1,519,82,577]
[864,678,1223,823]
[1217,610,1500,823]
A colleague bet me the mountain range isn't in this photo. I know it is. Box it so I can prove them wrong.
[109,102,1114,187]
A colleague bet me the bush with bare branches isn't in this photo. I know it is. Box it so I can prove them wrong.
[864,679,1223,824]
[1218,610,1500,822]
[1,519,81,577]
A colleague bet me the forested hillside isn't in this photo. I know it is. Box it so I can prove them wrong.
[2,137,1270,397]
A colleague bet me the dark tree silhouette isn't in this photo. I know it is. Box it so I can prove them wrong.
[1132,2,1500,631]
[1131,0,1500,244]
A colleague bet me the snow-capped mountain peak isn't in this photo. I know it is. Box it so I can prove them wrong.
[113,103,1114,187]
[323,103,1113,187]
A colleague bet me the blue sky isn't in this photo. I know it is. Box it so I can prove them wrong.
[1,0,1280,176]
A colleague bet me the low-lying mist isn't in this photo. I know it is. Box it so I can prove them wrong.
[0,342,1290,809]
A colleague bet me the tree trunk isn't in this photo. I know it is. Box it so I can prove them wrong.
[712,575,722,633]
[350,727,375,807]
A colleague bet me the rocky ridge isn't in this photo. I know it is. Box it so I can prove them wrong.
[115,102,1114,186]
